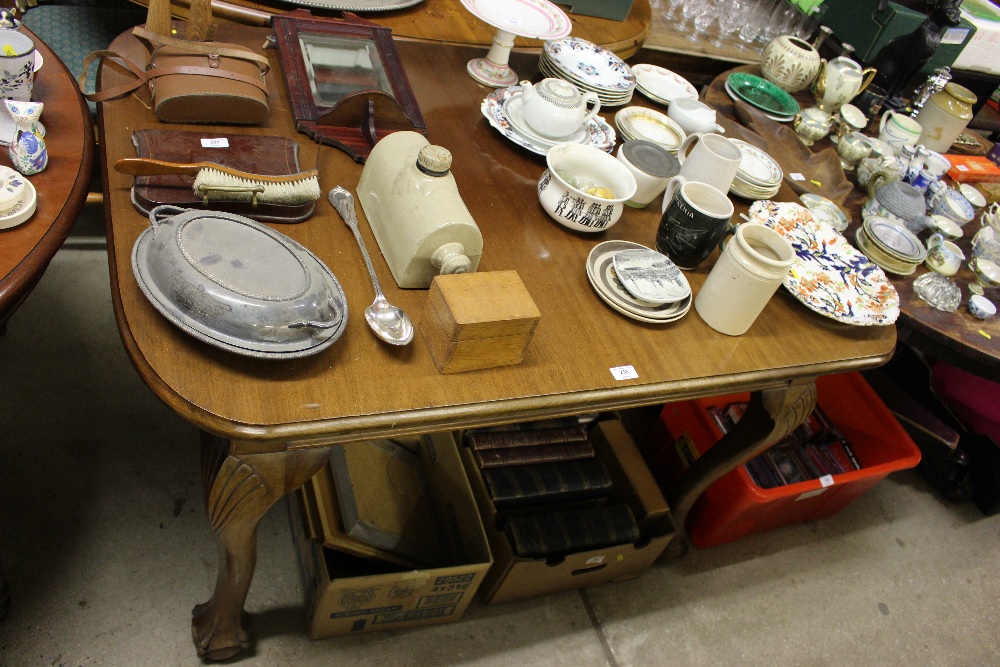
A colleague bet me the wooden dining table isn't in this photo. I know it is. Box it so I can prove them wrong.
[0,26,95,620]
[96,21,895,660]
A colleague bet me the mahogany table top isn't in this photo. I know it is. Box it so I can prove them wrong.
[126,0,651,59]
[97,24,895,450]
[0,27,94,327]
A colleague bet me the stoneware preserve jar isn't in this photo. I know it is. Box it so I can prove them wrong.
[761,35,822,93]
[915,83,977,153]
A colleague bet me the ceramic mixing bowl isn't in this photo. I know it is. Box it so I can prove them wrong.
[538,143,637,233]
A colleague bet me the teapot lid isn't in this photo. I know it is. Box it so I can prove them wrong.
[535,78,583,108]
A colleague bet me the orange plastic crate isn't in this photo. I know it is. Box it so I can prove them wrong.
[653,373,921,548]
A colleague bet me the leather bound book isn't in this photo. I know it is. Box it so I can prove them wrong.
[474,440,596,468]
[503,504,640,557]
[481,458,612,508]
[130,129,315,223]
[465,425,590,451]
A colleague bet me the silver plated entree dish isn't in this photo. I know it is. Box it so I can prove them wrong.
[131,206,348,359]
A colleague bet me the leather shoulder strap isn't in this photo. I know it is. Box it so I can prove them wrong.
[131,26,270,73]
[78,50,149,102]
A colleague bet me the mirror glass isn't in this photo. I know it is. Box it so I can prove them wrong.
[299,33,393,108]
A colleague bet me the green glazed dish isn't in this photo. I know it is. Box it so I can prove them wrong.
[727,72,801,117]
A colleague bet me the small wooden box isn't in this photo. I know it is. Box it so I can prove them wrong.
[421,271,540,374]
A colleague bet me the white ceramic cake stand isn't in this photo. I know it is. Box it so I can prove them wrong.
[460,0,571,87]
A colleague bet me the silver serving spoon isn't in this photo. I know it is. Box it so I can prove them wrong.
[328,186,414,346]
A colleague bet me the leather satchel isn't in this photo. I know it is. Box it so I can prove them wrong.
[81,26,270,125]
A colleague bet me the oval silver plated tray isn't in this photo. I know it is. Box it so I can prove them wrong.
[132,206,348,359]
[277,0,423,11]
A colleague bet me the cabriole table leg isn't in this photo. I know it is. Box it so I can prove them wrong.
[192,433,332,660]
[663,379,819,558]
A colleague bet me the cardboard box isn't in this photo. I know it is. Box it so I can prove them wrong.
[461,418,674,604]
[291,432,493,638]
[420,271,540,374]
[954,0,1000,74]
[946,154,1000,182]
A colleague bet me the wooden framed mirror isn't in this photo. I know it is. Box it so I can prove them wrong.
[271,9,426,163]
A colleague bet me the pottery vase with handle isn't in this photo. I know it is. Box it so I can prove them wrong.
[811,56,877,112]
[760,35,822,93]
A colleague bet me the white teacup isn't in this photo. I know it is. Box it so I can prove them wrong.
[616,139,679,209]
[878,110,922,152]
[662,132,742,213]
[667,98,725,135]
[922,150,952,178]
[0,28,36,102]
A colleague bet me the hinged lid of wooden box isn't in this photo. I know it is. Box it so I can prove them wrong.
[428,271,540,342]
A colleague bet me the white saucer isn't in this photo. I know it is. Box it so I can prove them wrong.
[585,240,692,323]
[0,175,37,230]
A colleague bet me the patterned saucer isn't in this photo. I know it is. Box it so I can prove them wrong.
[632,64,698,106]
[542,37,635,94]
[481,86,616,156]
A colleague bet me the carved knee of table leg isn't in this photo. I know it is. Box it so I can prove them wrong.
[662,381,818,559]
[192,436,331,660]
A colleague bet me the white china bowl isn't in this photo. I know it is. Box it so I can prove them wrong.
[968,294,996,320]
[539,143,637,233]
[970,257,1000,288]
[958,183,987,209]
[930,188,976,226]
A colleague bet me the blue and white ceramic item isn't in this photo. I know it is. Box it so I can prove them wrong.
[8,128,47,175]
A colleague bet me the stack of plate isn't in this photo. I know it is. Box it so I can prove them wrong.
[631,64,698,107]
[585,241,692,324]
[800,194,850,232]
[854,215,927,276]
[729,139,783,200]
[541,37,636,107]
[724,72,800,122]
[614,106,686,153]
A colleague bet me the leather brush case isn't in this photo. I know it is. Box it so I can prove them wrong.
[130,129,315,224]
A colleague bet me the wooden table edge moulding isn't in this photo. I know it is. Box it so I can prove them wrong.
[126,0,652,60]
[0,26,95,328]
[96,22,895,661]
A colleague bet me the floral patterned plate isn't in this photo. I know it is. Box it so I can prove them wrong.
[631,64,698,105]
[542,37,635,93]
[481,85,616,155]
[746,200,899,326]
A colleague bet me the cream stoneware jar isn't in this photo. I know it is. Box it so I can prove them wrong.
[914,83,976,153]
[694,222,795,336]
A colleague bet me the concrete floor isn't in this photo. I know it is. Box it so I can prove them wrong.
[1,216,999,666]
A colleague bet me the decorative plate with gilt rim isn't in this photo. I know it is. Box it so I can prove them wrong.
[481,85,616,155]
[543,37,636,92]
[747,200,899,326]
[278,0,424,12]
[632,64,698,105]
[459,0,571,38]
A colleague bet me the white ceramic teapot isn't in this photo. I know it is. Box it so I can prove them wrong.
[520,78,601,139]
[811,57,876,112]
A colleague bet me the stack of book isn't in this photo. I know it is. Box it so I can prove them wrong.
[709,402,863,489]
[465,416,641,558]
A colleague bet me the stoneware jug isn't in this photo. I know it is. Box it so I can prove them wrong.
[760,35,822,93]
[811,56,876,112]
[520,78,601,140]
